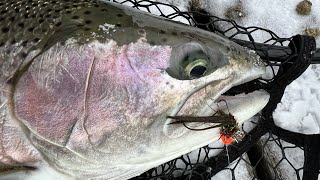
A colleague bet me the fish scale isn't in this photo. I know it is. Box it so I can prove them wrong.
[0,0,134,84]
[0,0,104,49]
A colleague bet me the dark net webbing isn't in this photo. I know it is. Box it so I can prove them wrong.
[109,1,319,179]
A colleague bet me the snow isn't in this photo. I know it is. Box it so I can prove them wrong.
[274,64,320,134]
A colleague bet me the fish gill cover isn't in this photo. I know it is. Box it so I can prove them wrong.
[108,0,319,180]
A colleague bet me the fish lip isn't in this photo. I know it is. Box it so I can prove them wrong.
[167,73,263,118]
[163,89,270,138]
[163,77,269,138]
[167,81,235,118]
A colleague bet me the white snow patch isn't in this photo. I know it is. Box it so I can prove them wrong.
[274,64,320,134]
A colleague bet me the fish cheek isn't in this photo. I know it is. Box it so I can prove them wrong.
[12,71,84,145]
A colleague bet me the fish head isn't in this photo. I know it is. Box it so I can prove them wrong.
[0,0,269,179]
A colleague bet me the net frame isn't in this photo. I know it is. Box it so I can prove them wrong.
[108,1,319,179]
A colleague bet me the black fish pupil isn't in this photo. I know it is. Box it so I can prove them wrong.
[190,65,207,78]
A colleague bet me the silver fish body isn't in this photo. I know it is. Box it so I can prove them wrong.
[0,0,269,179]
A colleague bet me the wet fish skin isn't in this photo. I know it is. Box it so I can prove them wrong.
[0,0,269,179]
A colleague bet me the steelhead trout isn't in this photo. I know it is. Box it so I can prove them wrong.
[0,0,269,179]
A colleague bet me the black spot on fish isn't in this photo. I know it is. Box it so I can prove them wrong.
[85,20,92,24]
[84,11,91,14]
[18,23,24,28]
[1,27,9,33]
[0,17,4,22]
[25,7,30,10]
[60,41,66,46]
[66,10,72,14]
[115,23,121,27]
[72,15,79,19]
[55,9,61,13]
[94,4,99,7]
[47,8,52,12]
[117,14,123,18]
[55,22,62,27]
[73,4,78,8]
[42,28,48,33]
[166,81,170,85]
[101,8,108,12]
[162,38,168,42]
[170,85,174,89]
[149,41,155,45]
[0,42,4,47]
[38,19,44,23]
[160,30,166,34]
[9,17,15,22]
[1,10,7,14]
[138,29,145,35]
[28,27,35,32]
[31,14,36,18]
[22,41,28,47]
[33,38,40,43]
[10,39,16,44]
[172,32,178,36]
[64,5,70,9]
[15,8,20,13]
[77,24,85,27]
[84,27,91,31]
[45,14,51,18]
[20,52,28,58]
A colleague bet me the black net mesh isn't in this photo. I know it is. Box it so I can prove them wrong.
[109,1,319,179]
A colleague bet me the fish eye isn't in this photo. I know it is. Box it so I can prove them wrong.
[182,48,209,79]
[166,42,217,80]
[185,59,208,79]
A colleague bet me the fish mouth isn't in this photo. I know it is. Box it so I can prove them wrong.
[163,79,270,138]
